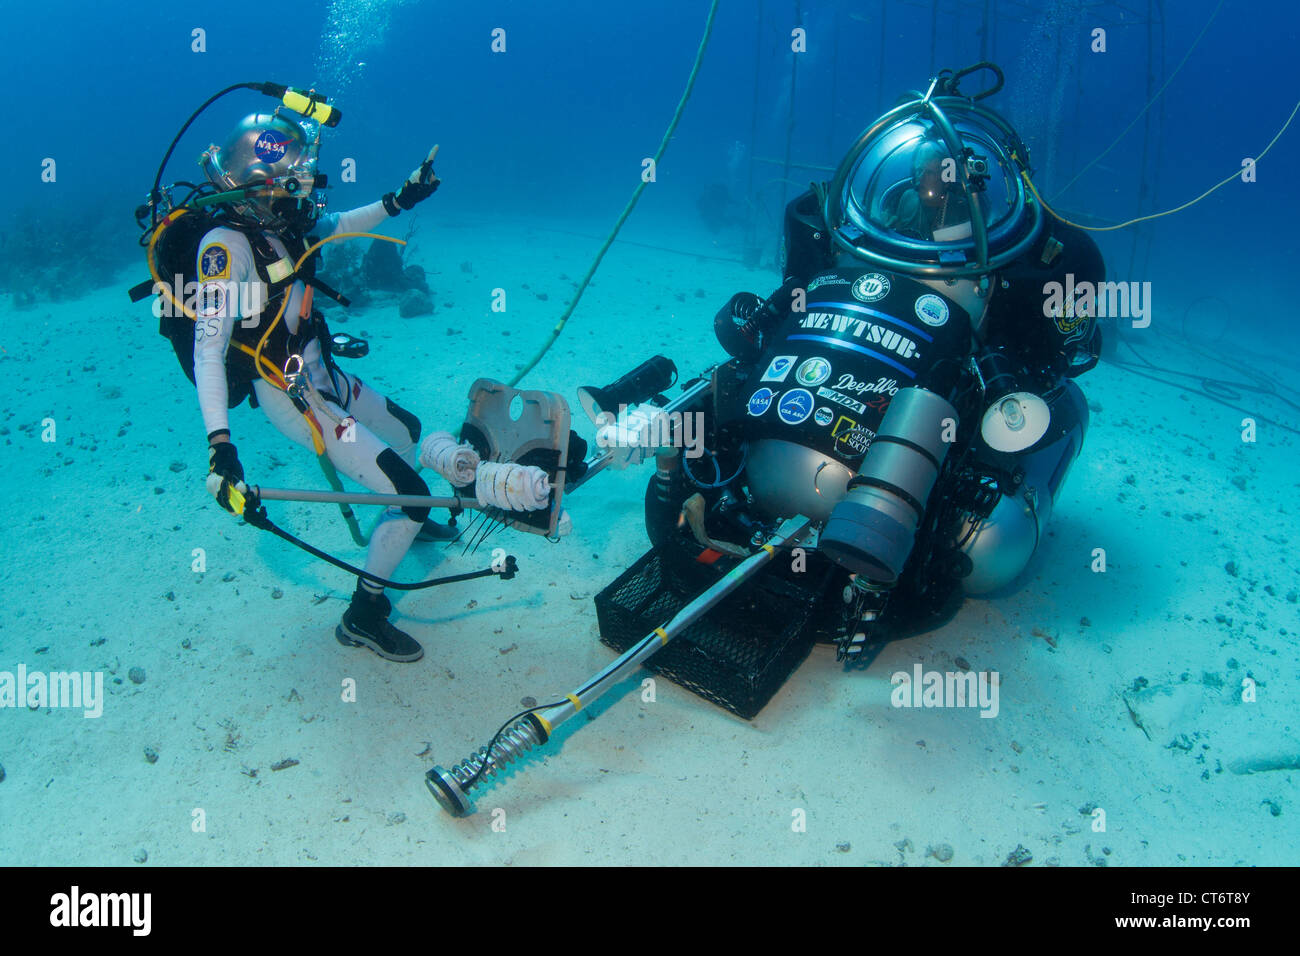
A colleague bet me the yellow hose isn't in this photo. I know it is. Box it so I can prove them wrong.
[252,231,406,388]
[1023,96,1299,233]
[147,207,287,385]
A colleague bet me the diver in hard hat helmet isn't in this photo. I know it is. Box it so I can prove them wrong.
[200,113,327,237]
[195,109,444,663]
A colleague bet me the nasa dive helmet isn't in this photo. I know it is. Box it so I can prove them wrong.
[200,112,325,236]
[823,77,1042,278]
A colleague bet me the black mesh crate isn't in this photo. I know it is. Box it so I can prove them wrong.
[595,547,828,719]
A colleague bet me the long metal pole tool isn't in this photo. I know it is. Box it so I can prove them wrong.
[424,514,813,817]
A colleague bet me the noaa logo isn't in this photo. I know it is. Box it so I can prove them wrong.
[253,131,292,163]
[760,355,797,383]
[747,388,775,416]
[814,407,833,426]
[795,357,831,387]
[777,388,814,425]
[914,293,950,327]
[851,273,891,303]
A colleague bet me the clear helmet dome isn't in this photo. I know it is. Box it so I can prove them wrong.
[824,96,1042,278]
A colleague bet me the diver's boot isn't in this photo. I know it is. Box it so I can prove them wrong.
[336,585,424,662]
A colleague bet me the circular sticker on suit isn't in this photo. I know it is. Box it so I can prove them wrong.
[851,273,891,303]
[747,388,775,417]
[795,357,831,387]
[777,388,814,425]
[197,283,226,317]
[914,293,950,327]
[814,407,833,426]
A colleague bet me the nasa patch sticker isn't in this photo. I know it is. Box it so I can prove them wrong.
[253,130,292,163]
[914,293,950,327]
[795,357,831,387]
[747,387,775,417]
[777,388,814,425]
[760,355,797,383]
[814,407,833,426]
[199,243,230,281]
[851,273,891,303]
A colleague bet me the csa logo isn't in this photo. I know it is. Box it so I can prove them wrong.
[747,387,775,416]
[777,388,814,425]
[795,357,831,387]
[851,273,891,303]
[253,131,292,163]
[760,355,797,383]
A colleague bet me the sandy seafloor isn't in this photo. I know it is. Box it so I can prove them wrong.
[1,212,1297,867]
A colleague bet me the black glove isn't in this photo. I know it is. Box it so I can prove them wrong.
[207,442,250,515]
[382,146,440,216]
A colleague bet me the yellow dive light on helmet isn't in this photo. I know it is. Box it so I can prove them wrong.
[260,82,342,127]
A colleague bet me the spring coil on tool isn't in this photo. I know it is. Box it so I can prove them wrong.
[442,716,544,789]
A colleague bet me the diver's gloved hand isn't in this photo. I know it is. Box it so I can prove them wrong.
[206,442,251,515]
[714,291,766,361]
[382,146,440,216]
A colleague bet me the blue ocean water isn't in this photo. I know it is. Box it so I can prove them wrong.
[0,0,1297,873]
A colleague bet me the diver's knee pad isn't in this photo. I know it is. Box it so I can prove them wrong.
[377,447,431,523]
[385,398,421,444]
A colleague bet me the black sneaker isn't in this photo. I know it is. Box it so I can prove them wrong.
[336,588,423,662]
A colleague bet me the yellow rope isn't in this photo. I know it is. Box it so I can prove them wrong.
[1049,0,1227,202]
[1023,97,1300,233]
[252,231,405,387]
[507,0,720,388]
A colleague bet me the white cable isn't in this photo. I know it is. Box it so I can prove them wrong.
[475,461,551,512]
[419,431,480,486]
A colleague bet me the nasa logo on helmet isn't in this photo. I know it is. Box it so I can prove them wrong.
[253,130,292,163]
